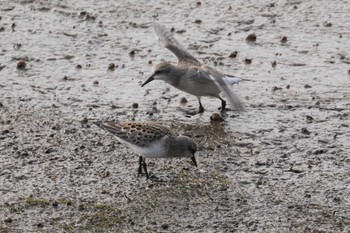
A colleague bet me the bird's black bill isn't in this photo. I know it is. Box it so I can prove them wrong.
[141,75,154,87]
[191,156,198,167]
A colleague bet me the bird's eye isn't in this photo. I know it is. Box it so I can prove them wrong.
[154,70,162,75]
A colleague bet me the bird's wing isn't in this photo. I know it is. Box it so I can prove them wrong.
[95,121,174,148]
[153,22,201,66]
[201,66,244,111]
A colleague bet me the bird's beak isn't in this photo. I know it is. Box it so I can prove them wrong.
[141,75,154,87]
[191,156,198,167]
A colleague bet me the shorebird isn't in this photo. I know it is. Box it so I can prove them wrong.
[141,23,243,114]
[95,121,197,179]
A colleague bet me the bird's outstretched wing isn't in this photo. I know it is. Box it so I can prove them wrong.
[202,66,244,111]
[153,22,201,66]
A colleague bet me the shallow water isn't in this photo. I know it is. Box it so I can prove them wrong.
[1,0,350,232]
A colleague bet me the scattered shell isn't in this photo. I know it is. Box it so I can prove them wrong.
[246,33,256,43]
[132,103,139,108]
[16,60,26,69]
[210,112,224,122]
[229,51,237,58]
[281,36,288,43]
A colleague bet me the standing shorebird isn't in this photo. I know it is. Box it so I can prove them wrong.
[142,23,243,114]
[95,121,197,179]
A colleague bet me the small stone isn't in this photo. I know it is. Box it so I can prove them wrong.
[148,60,152,64]
[210,112,224,122]
[194,19,202,24]
[129,50,136,57]
[246,33,256,43]
[301,127,311,135]
[52,201,58,208]
[76,64,82,69]
[63,76,68,81]
[281,36,288,43]
[16,60,26,69]
[272,86,282,91]
[132,103,139,108]
[93,80,99,85]
[161,223,169,230]
[196,1,201,6]
[108,63,116,70]
[348,69,350,75]
[323,21,332,27]
[4,217,12,223]
[286,84,290,89]
[228,51,237,58]
[180,97,188,104]
[244,58,252,65]
[37,222,44,228]
[272,61,277,68]
[306,115,314,123]
[304,84,312,88]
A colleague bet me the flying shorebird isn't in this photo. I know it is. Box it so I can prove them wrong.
[95,121,197,179]
[141,22,243,114]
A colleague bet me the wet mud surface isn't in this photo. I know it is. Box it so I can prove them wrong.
[1,0,350,232]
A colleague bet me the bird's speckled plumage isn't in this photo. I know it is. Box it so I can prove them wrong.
[95,121,197,179]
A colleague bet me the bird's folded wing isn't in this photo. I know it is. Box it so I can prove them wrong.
[202,66,244,111]
[153,22,201,66]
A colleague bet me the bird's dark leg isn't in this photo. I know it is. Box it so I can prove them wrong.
[138,156,143,176]
[219,97,226,112]
[142,158,149,179]
[197,97,205,114]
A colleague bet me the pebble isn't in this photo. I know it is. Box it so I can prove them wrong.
[132,103,139,108]
[210,112,224,122]
[272,61,277,68]
[16,60,26,69]
[108,63,116,70]
[244,58,252,65]
[93,80,99,85]
[304,84,312,88]
[246,33,256,43]
[229,51,237,58]
[180,97,188,104]
[281,36,288,43]
[4,217,12,223]
[301,127,311,135]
